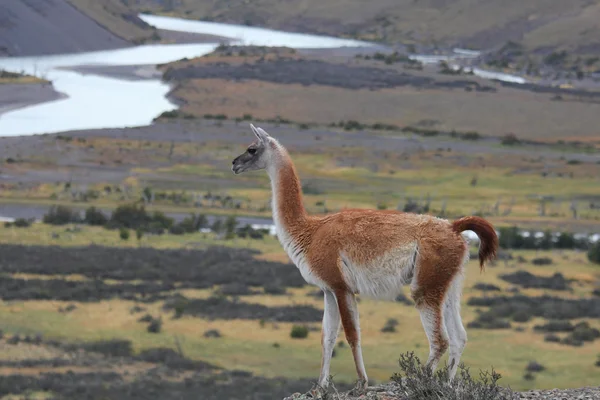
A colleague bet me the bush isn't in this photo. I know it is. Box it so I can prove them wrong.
[499,271,569,291]
[473,283,501,292]
[138,314,154,323]
[84,207,107,226]
[290,325,309,339]
[79,339,133,357]
[119,228,130,240]
[203,329,222,338]
[462,131,481,140]
[147,317,162,333]
[110,203,150,229]
[569,322,600,342]
[512,309,532,323]
[523,372,535,381]
[544,334,561,343]
[391,351,510,400]
[8,218,33,228]
[501,133,520,146]
[588,241,600,265]
[531,257,553,266]
[43,205,81,225]
[525,361,545,372]
[381,318,399,333]
[534,320,574,333]
[263,283,286,295]
[395,293,414,305]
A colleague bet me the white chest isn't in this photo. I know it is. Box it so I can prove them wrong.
[276,225,322,287]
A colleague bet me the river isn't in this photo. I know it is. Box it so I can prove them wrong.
[0,14,527,138]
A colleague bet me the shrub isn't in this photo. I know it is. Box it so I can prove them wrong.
[110,203,150,229]
[80,339,133,357]
[290,325,309,339]
[381,318,399,333]
[147,317,162,333]
[203,329,222,338]
[525,361,545,372]
[395,293,414,305]
[534,320,574,333]
[224,215,237,239]
[119,228,130,240]
[569,322,600,342]
[84,206,107,226]
[169,225,186,235]
[11,218,33,228]
[462,131,481,140]
[501,133,520,146]
[391,351,510,400]
[588,241,600,265]
[561,335,583,347]
[523,372,535,381]
[43,205,80,225]
[473,283,501,292]
[499,271,569,291]
[544,334,561,343]
[263,283,286,295]
[512,309,532,323]
[531,257,553,266]
[138,314,154,323]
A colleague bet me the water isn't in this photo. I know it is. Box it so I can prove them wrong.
[0,15,373,137]
[0,14,525,137]
[139,14,371,48]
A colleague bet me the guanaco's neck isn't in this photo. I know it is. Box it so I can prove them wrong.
[266,144,308,234]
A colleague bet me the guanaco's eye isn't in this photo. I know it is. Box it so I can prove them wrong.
[248,148,257,155]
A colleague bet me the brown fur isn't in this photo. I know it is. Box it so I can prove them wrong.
[451,216,499,270]
[234,133,499,387]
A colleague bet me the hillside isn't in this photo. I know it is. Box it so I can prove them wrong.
[134,0,600,75]
[133,0,599,50]
[0,0,154,57]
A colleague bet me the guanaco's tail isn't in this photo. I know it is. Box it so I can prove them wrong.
[451,216,499,271]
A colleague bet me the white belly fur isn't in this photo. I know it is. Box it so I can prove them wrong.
[340,242,418,300]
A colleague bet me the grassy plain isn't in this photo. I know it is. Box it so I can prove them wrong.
[3,129,599,232]
[0,223,599,392]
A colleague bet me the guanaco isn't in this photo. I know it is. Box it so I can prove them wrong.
[231,124,498,393]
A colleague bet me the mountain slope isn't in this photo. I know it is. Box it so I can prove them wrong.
[0,0,153,57]
[132,0,600,55]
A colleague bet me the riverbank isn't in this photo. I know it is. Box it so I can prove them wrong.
[0,83,65,117]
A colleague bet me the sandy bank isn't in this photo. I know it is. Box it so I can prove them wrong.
[0,83,65,117]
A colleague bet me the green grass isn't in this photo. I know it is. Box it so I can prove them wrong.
[0,223,599,390]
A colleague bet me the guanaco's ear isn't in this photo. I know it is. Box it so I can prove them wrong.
[250,124,270,143]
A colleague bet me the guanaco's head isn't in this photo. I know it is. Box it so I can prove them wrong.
[231,124,274,174]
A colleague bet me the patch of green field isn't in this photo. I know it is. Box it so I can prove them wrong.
[0,221,599,391]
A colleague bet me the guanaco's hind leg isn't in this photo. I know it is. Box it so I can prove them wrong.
[411,241,463,373]
[443,272,468,381]
[336,289,368,392]
[416,302,449,371]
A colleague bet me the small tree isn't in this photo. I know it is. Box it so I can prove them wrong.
[84,206,107,226]
[211,218,223,235]
[588,241,600,265]
[119,227,130,240]
[224,215,237,239]
[147,317,162,333]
